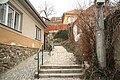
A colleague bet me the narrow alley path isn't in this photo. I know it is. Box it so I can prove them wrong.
[0,51,49,80]
[35,46,83,80]
[44,46,77,65]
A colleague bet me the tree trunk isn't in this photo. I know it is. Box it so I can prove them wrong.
[96,4,106,68]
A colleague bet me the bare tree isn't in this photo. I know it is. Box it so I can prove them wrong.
[76,6,96,63]
[39,1,56,18]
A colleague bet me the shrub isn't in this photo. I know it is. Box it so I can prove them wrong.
[54,30,68,40]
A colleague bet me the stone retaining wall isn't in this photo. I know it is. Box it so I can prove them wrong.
[0,43,38,74]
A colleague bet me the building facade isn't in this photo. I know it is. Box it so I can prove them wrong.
[0,0,47,48]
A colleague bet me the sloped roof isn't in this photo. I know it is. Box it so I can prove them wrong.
[45,24,67,32]
[66,9,82,14]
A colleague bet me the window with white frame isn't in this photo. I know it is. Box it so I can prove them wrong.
[0,4,21,31]
[36,26,41,40]
[7,6,14,28]
[14,11,20,30]
[0,4,6,24]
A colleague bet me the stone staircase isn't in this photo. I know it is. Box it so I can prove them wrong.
[38,65,85,79]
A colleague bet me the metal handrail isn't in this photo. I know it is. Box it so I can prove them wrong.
[34,45,44,79]
[41,45,44,65]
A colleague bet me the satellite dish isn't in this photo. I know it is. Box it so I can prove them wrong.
[0,0,9,4]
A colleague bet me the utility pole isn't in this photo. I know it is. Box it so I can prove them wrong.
[95,0,106,69]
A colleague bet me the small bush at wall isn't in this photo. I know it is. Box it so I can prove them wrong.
[54,30,68,40]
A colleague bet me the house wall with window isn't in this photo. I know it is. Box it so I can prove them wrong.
[0,0,46,48]
[62,10,78,25]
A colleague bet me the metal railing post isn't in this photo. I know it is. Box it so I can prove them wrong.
[42,45,44,65]
[34,44,44,79]
[34,49,40,79]
[37,50,39,78]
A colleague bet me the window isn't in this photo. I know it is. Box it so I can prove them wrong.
[7,6,14,28]
[0,4,21,31]
[14,12,20,30]
[36,26,41,40]
[0,4,6,24]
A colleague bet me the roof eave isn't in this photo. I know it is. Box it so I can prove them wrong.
[24,0,47,28]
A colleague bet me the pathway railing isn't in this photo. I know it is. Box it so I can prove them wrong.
[34,45,44,79]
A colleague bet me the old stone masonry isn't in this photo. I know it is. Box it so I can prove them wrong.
[0,43,38,74]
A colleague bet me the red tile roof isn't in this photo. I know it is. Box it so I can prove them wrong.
[45,24,67,32]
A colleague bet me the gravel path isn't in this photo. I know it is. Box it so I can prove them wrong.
[0,52,49,80]
[44,46,77,65]
[35,46,81,80]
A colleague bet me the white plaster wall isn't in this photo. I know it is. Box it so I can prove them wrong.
[10,0,45,43]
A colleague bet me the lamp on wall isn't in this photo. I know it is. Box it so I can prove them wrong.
[0,0,9,4]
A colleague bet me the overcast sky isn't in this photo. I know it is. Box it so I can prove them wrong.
[29,0,93,17]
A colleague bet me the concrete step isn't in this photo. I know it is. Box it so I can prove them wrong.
[40,69,83,73]
[34,78,82,80]
[39,73,84,78]
[40,65,82,69]
[38,65,85,79]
